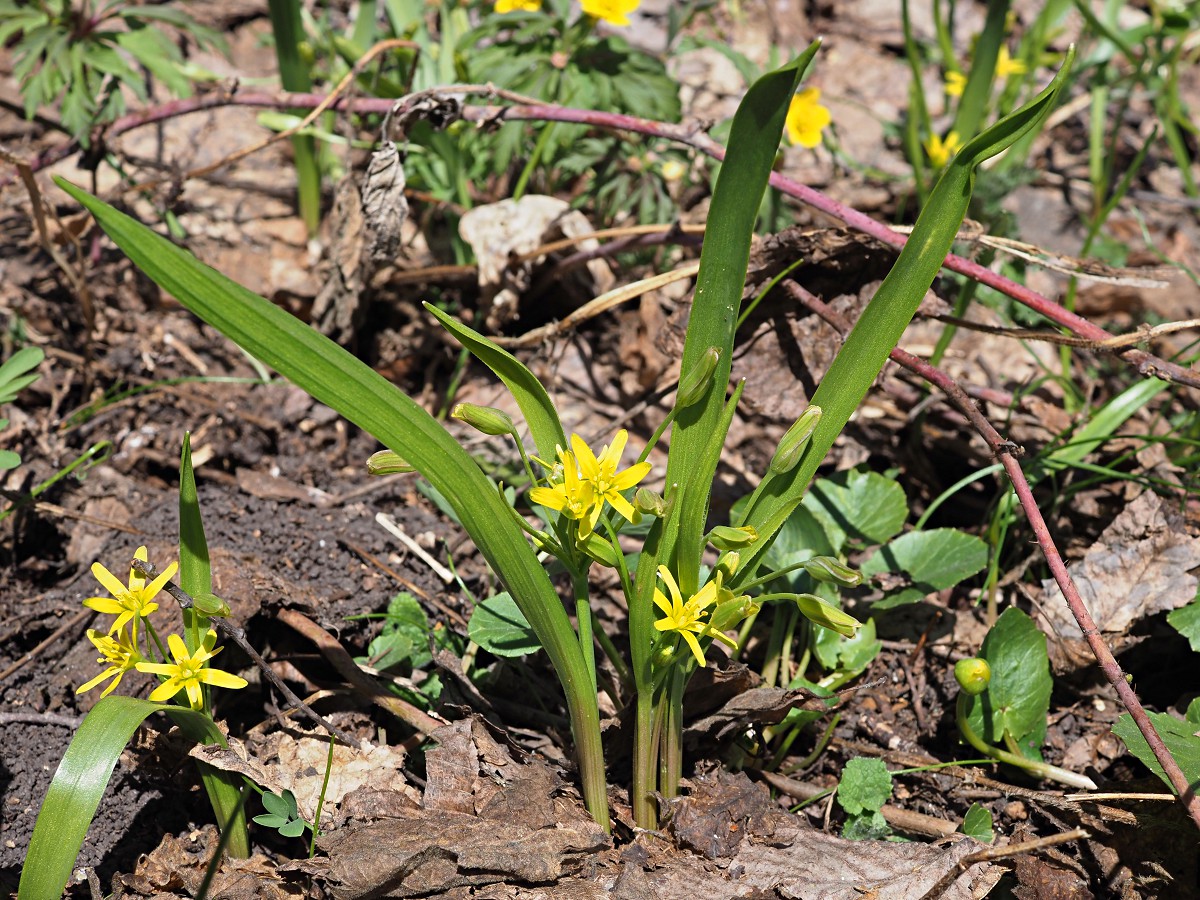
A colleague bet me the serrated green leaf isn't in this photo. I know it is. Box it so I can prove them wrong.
[964,608,1052,756]
[805,470,909,546]
[837,757,893,817]
[1112,712,1200,795]
[960,803,994,842]
[862,528,988,609]
[468,592,541,658]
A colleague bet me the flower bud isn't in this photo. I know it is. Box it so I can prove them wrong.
[451,403,516,437]
[708,591,758,636]
[366,449,416,475]
[716,551,741,581]
[577,532,622,569]
[677,347,721,408]
[794,593,860,637]
[954,658,992,695]
[769,405,823,474]
[803,556,862,587]
[706,525,758,551]
[192,591,231,618]
[634,487,666,517]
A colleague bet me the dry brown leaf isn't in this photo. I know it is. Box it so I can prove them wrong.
[1039,491,1200,641]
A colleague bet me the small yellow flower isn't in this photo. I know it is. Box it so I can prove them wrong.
[136,630,248,710]
[924,130,962,168]
[530,448,601,535]
[84,546,176,639]
[785,87,832,149]
[495,0,540,12]
[77,627,142,699]
[572,430,651,527]
[660,159,687,182]
[653,566,737,667]
[580,0,640,27]
[996,46,1026,78]
[944,70,967,97]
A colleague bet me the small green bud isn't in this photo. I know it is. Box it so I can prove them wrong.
[706,525,758,551]
[634,487,666,517]
[192,591,231,618]
[366,449,416,475]
[652,642,677,669]
[716,551,741,581]
[677,347,721,408]
[769,405,823,474]
[794,593,860,637]
[451,403,516,437]
[954,658,992,695]
[708,591,759,635]
[803,556,862,587]
[577,532,622,569]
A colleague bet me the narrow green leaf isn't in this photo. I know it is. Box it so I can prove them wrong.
[178,433,212,600]
[735,49,1075,589]
[19,698,224,900]
[54,179,607,827]
[425,303,566,460]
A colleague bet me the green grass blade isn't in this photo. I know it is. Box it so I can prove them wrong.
[19,697,224,900]
[1043,377,1168,472]
[656,42,820,597]
[734,48,1076,588]
[179,432,212,608]
[53,178,608,828]
[267,0,321,236]
[425,303,567,460]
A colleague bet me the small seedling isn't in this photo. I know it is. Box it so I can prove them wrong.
[253,789,309,839]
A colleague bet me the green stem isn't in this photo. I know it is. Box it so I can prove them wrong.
[956,693,1096,790]
[573,569,597,695]
[660,667,686,799]
[632,689,659,828]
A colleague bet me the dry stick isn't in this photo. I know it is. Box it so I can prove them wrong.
[276,607,444,736]
[917,828,1091,900]
[785,280,1200,833]
[129,558,362,749]
[0,609,91,682]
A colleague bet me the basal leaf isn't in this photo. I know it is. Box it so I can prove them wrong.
[862,528,988,609]
[964,608,1052,756]
[468,592,541,658]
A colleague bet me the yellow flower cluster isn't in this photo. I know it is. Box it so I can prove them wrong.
[78,546,246,709]
[530,430,651,541]
[652,566,740,667]
[785,87,831,149]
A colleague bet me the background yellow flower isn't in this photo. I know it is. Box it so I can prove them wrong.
[580,0,640,27]
[785,87,832,148]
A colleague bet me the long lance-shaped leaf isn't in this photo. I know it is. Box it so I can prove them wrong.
[734,49,1076,586]
[54,178,609,828]
[425,303,567,460]
[19,697,230,900]
[654,42,819,601]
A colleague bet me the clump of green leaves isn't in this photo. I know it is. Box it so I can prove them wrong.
[253,788,309,839]
[1,0,225,142]
[0,347,44,471]
[837,757,894,840]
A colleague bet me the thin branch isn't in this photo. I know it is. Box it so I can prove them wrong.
[130,557,362,749]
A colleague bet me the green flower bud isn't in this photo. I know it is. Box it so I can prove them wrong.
[577,532,622,569]
[706,525,758,551]
[634,487,666,517]
[954,658,992,695]
[451,403,516,437]
[677,347,721,408]
[803,556,863,587]
[708,591,759,635]
[192,591,231,618]
[366,450,416,475]
[769,405,823,474]
[716,551,741,581]
[794,593,860,637]
[652,642,677,669]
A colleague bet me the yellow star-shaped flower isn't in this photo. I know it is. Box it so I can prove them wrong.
[531,430,650,540]
[495,0,540,12]
[653,567,737,667]
[77,627,142,698]
[785,87,832,149]
[136,630,248,710]
[924,130,962,168]
[581,0,640,26]
[83,546,176,639]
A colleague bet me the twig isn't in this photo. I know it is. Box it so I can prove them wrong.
[129,558,361,749]
[788,280,1200,832]
[0,710,84,727]
[917,829,1090,900]
[375,513,455,583]
[0,609,92,682]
